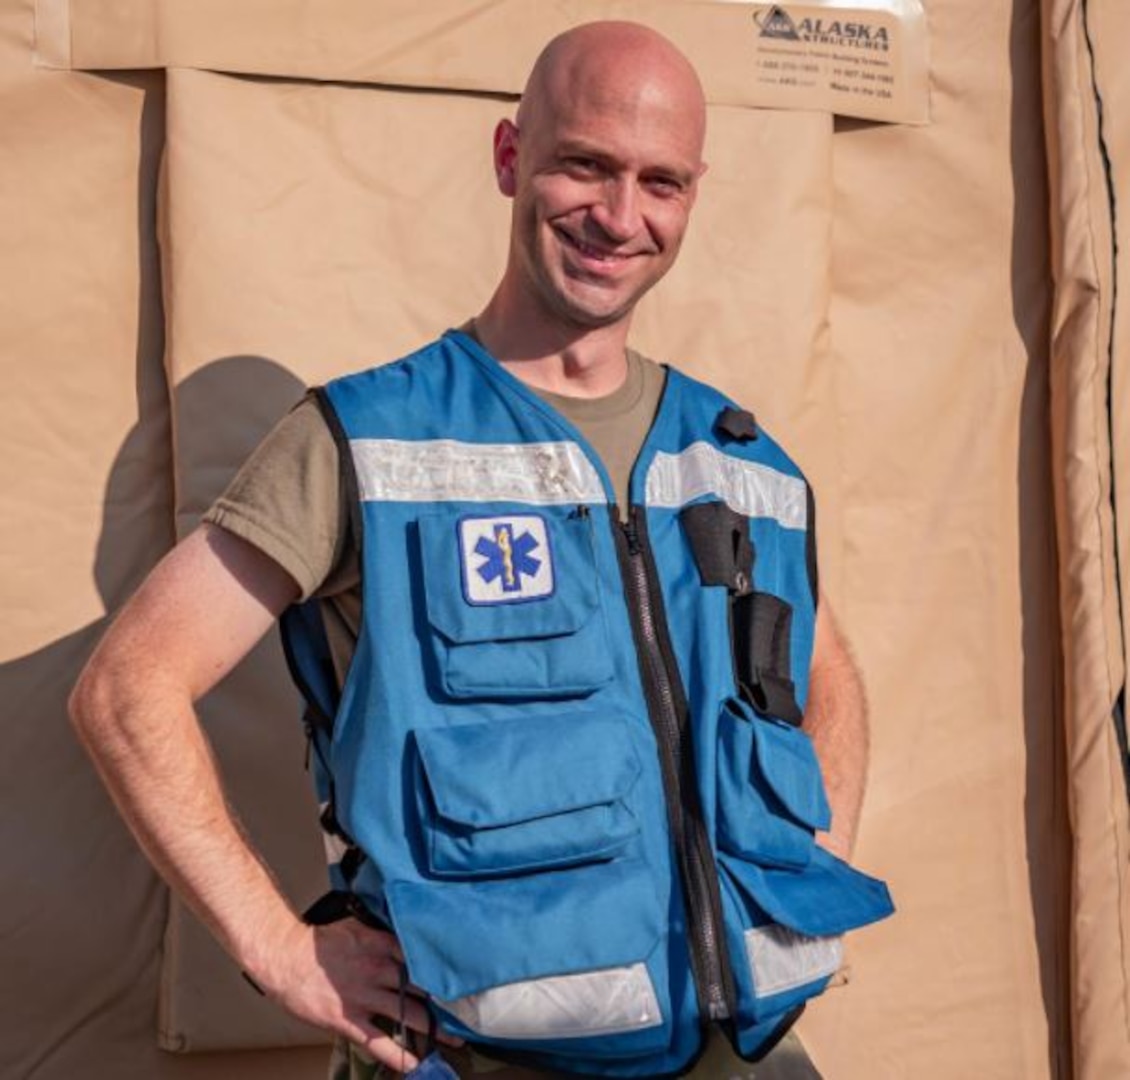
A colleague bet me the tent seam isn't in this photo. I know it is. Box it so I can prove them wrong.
[1077,0,1130,1050]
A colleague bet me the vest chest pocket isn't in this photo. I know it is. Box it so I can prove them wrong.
[417,511,615,699]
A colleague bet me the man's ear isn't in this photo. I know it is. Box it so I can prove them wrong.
[493,119,520,197]
[687,160,708,211]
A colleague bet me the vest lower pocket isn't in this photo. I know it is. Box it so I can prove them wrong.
[390,711,672,1053]
[718,845,894,1047]
[714,698,894,1051]
[417,511,615,699]
[387,866,670,1054]
[716,698,830,870]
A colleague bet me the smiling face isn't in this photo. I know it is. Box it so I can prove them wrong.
[494,24,707,333]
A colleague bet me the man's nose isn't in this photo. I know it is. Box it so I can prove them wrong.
[590,177,642,242]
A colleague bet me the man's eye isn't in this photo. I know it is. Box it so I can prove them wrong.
[644,176,683,197]
[564,157,601,176]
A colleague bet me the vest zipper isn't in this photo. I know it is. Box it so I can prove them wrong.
[614,506,735,1024]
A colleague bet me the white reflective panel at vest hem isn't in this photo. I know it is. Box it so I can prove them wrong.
[350,439,606,505]
[743,925,843,997]
[645,442,807,530]
[319,802,349,867]
[436,963,663,1040]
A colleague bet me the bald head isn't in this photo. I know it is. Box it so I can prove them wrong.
[484,21,708,335]
[517,22,707,162]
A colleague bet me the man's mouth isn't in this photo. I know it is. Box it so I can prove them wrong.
[554,227,630,264]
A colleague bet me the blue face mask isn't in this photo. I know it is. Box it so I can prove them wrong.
[405,1052,460,1080]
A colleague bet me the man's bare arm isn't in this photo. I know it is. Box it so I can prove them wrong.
[69,524,449,1072]
[803,597,869,861]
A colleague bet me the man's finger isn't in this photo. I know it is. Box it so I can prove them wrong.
[353,923,406,964]
[362,1033,421,1075]
[339,1014,421,1074]
[364,988,435,1035]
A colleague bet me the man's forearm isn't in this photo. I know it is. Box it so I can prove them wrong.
[66,528,450,1072]
[803,602,869,861]
[69,662,305,987]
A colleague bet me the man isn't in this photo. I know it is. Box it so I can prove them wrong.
[71,21,890,1079]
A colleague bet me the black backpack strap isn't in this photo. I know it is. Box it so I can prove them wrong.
[280,598,340,738]
[280,599,367,882]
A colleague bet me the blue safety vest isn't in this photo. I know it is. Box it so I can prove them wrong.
[281,330,893,1076]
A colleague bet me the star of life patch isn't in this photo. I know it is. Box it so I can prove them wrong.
[458,515,555,605]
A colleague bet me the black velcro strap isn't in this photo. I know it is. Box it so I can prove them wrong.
[715,406,759,442]
[746,670,804,726]
[302,889,382,928]
[733,591,805,724]
[680,501,754,594]
[302,890,357,926]
[340,845,367,883]
[734,591,793,676]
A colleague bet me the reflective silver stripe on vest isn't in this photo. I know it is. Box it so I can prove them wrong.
[744,925,843,997]
[350,439,606,505]
[436,962,663,1040]
[645,442,807,529]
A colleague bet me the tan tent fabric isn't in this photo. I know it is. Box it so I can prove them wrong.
[798,0,1069,1073]
[1085,11,1130,1016]
[1042,1,1130,1076]
[0,0,327,1076]
[3,0,1128,1076]
[1093,5,1130,760]
[1090,0,1130,774]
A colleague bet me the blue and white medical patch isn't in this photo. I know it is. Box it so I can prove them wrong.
[458,514,555,605]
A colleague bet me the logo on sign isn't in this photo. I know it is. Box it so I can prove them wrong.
[459,515,555,605]
[754,6,890,51]
[755,5,801,40]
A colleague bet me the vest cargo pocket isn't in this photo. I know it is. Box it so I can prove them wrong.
[389,711,671,1052]
[716,698,830,870]
[413,711,641,877]
[714,700,894,1043]
[387,866,670,1053]
[716,845,894,1042]
[417,511,615,699]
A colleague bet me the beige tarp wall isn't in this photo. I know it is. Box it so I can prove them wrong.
[1,0,1126,1077]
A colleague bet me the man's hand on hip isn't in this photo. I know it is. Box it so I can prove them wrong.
[257,918,463,1074]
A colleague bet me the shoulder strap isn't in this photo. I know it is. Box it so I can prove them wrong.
[279,598,339,735]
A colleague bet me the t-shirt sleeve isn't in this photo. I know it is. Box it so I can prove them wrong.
[202,394,353,601]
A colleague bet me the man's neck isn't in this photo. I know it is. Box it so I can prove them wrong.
[472,295,632,400]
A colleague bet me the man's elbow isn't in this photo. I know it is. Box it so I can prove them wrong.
[69,641,157,750]
[69,650,121,747]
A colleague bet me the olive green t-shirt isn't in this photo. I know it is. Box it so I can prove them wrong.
[203,344,666,682]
